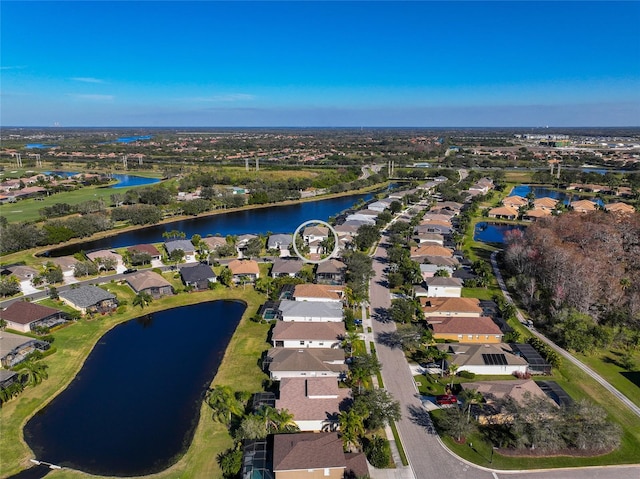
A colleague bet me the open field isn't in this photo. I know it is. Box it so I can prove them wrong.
[0,285,268,478]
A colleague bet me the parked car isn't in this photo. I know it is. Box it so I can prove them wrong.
[123,268,138,274]
[435,394,458,405]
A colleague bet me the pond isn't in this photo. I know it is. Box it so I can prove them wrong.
[508,185,604,206]
[45,171,160,188]
[24,300,245,476]
[474,222,526,244]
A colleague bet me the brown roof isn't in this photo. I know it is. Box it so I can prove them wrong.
[571,199,597,211]
[276,378,351,421]
[125,270,172,292]
[429,316,503,337]
[316,259,346,274]
[533,197,558,209]
[272,321,345,342]
[605,202,636,214]
[267,348,347,374]
[273,432,346,471]
[201,236,227,249]
[345,452,369,478]
[410,244,454,258]
[0,301,61,325]
[488,206,518,217]
[502,195,528,207]
[420,297,482,315]
[461,379,552,406]
[228,259,260,275]
[127,244,161,256]
[293,284,344,301]
[524,208,552,219]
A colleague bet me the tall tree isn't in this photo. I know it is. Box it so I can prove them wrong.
[338,409,365,452]
[206,385,243,426]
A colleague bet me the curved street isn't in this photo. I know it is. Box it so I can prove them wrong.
[366,233,640,479]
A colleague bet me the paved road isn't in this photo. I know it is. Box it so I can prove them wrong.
[490,251,640,419]
[368,232,640,479]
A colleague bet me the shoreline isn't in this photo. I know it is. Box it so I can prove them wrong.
[0,182,388,264]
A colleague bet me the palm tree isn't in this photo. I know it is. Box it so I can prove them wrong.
[256,406,299,434]
[19,361,49,387]
[206,385,243,425]
[338,409,365,452]
[273,408,299,433]
[459,388,483,422]
[341,331,361,358]
[447,363,459,391]
[132,291,153,309]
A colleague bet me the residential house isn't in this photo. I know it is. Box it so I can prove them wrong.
[420,297,482,318]
[47,256,81,279]
[276,378,352,432]
[487,206,518,220]
[265,348,347,380]
[3,265,39,282]
[179,263,216,290]
[267,234,294,257]
[293,284,344,302]
[413,233,445,246]
[0,370,18,389]
[86,250,124,271]
[0,301,67,333]
[345,210,379,224]
[228,259,260,283]
[422,255,459,269]
[236,234,259,257]
[277,300,343,322]
[410,244,454,260]
[164,239,197,262]
[570,199,598,213]
[533,197,559,211]
[367,199,393,212]
[502,195,528,208]
[272,432,367,479]
[605,202,636,214]
[523,209,552,221]
[0,331,51,368]
[421,277,463,298]
[270,258,304,278]
[303,226,330,255]
[126,270,174,298]
[59,286,118,315]
[271,321,345,348]
[127,244,162,261]
[315,259,346,285]
[414,223,452,235]
[419,263,455,280]
[437,343,528,376]
[428,316,503,343]
[201,236,228,252]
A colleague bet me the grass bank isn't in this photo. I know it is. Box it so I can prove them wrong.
[0,286,269,478]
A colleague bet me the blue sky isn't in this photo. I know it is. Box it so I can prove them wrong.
[2,1,639,127]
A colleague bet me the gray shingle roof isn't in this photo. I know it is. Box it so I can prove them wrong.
[164,239,195,253]
[179,263,216,283]
[59,286,116,308]
[278,300,343,320]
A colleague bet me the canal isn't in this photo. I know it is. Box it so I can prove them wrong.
[23,300,245,476]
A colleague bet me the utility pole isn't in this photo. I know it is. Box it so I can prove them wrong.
[122,155,128,169]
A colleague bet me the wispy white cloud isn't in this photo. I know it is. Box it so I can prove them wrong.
[70,77,105,84]
[191,93,255,102]
[68,93,114,101]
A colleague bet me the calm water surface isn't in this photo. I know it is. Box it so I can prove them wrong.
[47,192,373,256]
[24,301,245,476]
[509,185,604,206]
[474,222,526,244]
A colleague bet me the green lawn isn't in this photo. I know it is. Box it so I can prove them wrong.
[576,350,640,408]
[0,286,268,479]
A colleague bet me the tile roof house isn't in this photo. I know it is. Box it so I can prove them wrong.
[126,270,174,298]
[272,432,347,478]
[201,236,228,251]
[570,199,598,213]
[428,316,503,343]
[277,300,343,322]
[228,259,260,283]
[4,265,39,281]
[419,263,455,280]
[437,343,528,375]
[276,378,352,432]
[420,297,483,317]
[533,197,559,210]
[0,331,51,368]
[59,286,118,315]
[315,259,346,285]
[502,195,528,208]
[164,239,197,262]
[410,244,454,260]
[522,208,552,221]
[272,321,345,348]
[271,258,304,278]
[0,301,67,333]
[265,348,347,380]
[85,250,123,269]
[487,206,518,220]
[179,263,216,290]
[127,244,162,261]
[605,202,636,214]
[293,284,344,302]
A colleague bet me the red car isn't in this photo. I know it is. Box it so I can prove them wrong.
[436,394,458,405]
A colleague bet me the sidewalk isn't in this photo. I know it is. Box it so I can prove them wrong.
[361,302,416,479]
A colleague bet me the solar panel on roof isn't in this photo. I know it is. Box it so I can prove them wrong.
[482,353,508,366]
